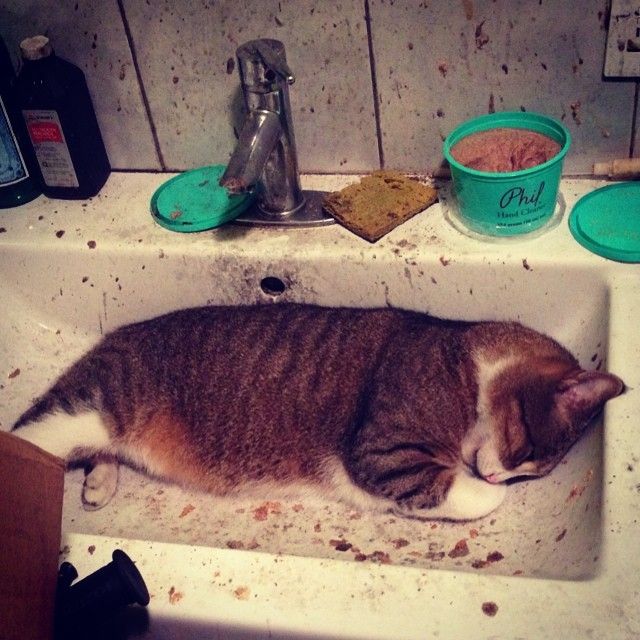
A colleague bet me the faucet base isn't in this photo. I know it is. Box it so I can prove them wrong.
[233,190,335,227]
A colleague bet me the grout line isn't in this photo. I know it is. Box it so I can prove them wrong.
[111,168,168,174]
[116,0,166,170]
[629,81,639,158]
[111,168,602,181]
[364,0,384,169]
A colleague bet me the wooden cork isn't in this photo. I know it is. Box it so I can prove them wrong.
[322,171,438,242]
[593,158,640,179]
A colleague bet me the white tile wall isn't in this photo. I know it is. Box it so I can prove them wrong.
[121,0,379,172]
[1,1,637,175]
[1,0,160,170]
[369,0,636,174]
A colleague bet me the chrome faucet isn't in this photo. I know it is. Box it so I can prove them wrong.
[219,39,333,226]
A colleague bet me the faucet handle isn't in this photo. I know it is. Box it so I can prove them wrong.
[237,39,295,88]
[255,40,294,84]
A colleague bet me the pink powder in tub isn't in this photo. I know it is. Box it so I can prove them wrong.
[450,127,561,173]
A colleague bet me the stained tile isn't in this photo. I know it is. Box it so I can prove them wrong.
[632,85,640,161]
[121,0,379,172]
[369,0,635,174]
[0,1,160,170]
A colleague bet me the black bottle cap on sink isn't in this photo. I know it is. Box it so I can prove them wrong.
[56,549,149,635]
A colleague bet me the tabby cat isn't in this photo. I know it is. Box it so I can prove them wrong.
[12,304,624,521]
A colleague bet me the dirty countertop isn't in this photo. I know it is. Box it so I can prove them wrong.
[0,173,639,639]
[0,172,635,271]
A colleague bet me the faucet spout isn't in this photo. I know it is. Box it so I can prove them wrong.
[220,109,281,195]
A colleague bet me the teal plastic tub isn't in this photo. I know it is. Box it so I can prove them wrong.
[443,112,571,237]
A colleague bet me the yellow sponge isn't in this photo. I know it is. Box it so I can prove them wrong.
[322,171,438,242]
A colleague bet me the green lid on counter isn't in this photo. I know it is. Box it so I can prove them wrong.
[569,182,640,263]
[150,165,254,232]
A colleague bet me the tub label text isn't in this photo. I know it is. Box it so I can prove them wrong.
[499,182,545,210]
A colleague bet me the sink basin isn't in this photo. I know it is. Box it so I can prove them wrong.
[0,174,638,638]
[0,239,609,581]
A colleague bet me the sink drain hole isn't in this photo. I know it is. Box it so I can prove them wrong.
[260,276,287,297]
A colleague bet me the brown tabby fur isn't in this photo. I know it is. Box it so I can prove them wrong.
[12,304,624,517]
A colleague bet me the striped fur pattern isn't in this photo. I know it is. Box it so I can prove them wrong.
[12,304,624,520]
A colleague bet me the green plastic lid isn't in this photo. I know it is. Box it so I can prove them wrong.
[569,182,640,263]
[150,165,254,232]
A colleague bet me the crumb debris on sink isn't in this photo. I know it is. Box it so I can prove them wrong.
[226,539,260,550]
[481,601,499,617]
[233,585,251,600]
[252,501,282,521]
[179,503,195,518]
[368,550,392,564]
[168,586,183,604]
[471,551,505,569]
[330,538,353,552]
[390,537,410,549]
[566,469,594,502]
[447,539,470,558]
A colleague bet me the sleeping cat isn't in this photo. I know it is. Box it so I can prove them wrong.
[12,304,624,521]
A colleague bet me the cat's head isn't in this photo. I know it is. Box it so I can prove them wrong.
[472,356,624,484]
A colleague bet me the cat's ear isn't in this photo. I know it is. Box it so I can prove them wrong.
[555,370,624,425]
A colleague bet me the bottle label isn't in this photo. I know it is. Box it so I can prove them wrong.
[23,109,79,188]
[0,96,29,186]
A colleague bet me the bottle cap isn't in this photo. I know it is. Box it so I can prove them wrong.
[20,35,53,61]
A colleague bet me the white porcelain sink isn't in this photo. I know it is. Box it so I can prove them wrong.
[0,174,638,639]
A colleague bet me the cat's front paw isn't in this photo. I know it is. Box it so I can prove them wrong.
[399,472,507,521]
[443,472,507,520]
[82,460,119,510]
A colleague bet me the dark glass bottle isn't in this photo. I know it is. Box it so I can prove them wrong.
[15,35,110,199]
[0,35,41,208]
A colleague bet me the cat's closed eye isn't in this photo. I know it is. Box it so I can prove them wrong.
[513,442,534,466]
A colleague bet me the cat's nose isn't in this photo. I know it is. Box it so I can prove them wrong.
[483,473,502,484]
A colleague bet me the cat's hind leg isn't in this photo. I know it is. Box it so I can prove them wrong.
[12,409,112,461]
[82,457,119,511]
[14,410,121,509]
